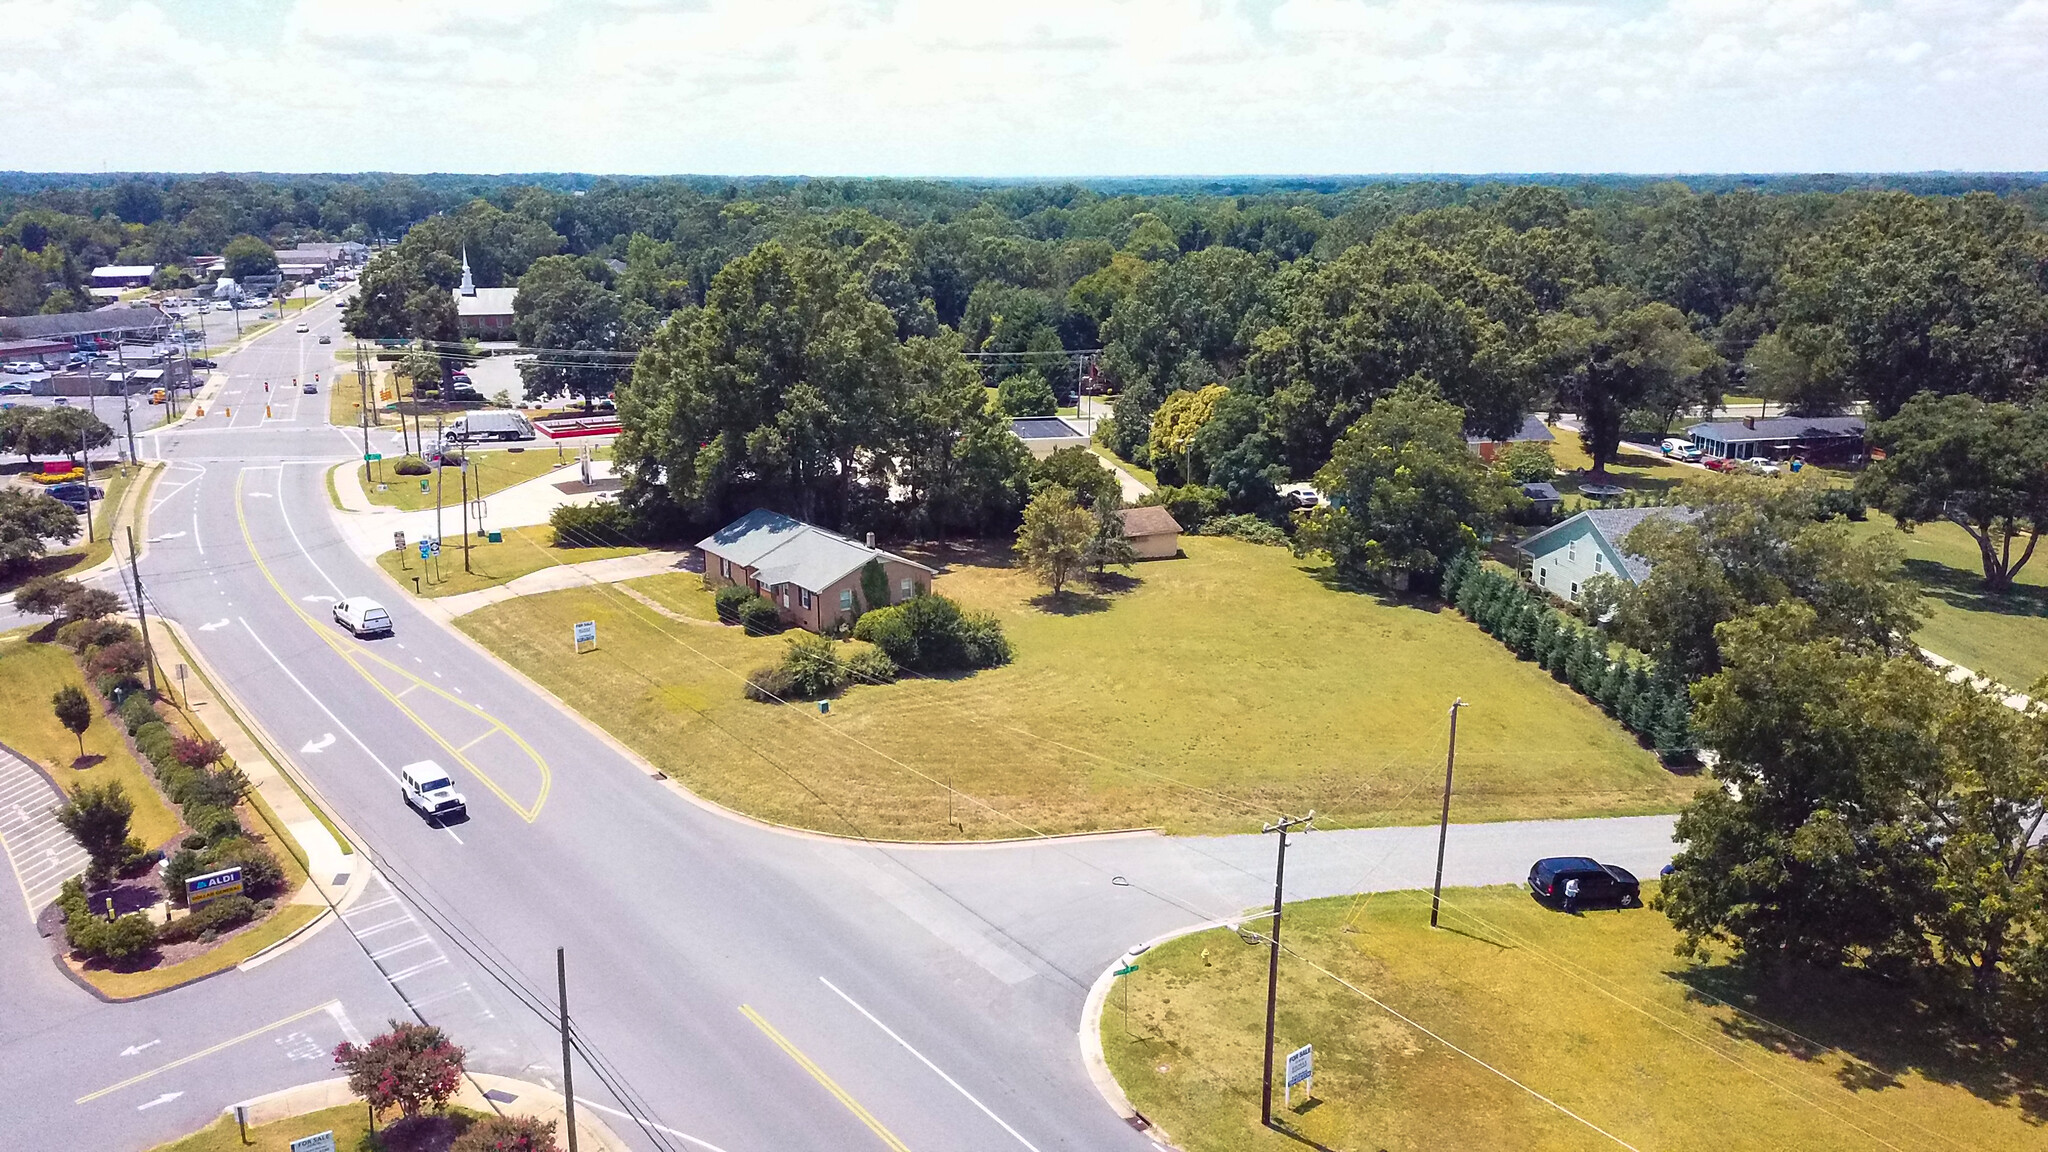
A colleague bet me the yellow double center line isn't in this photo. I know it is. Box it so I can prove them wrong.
[234,470,551,822]
[740,1004,913,1152]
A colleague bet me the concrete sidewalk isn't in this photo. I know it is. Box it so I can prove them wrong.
[230,1073,628,1151]
[149,618,359,910]
[424,548,695,619]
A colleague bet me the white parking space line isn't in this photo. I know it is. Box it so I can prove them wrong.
[0,747,91,919]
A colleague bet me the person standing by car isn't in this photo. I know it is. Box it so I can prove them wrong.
[1562,876,1580,912]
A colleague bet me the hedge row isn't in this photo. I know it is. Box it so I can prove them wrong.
[1441,553,1696,759]
[116,695,285,906]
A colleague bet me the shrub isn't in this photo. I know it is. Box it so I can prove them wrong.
[118,692,157,735]
[742,664,796,704]
[134,720,175,765]
[1813,486,1867,521]
[65,588,124,622]
[156,894,257,945]
[1198,513,1288,547]
[957,610,1013,668]
[87,639,147,679]
[852,604,912,660]
[204,836,284,898]
[1498,441,1559,484]
[736,596,782,636]
[183,802,244,845]
[550,500,633,547]
[173,735,226,769]
[714,584,757,624]
[854,594,1009,673]
[334,1021,467,1122]
[56,618,137,651]
[845,646,898,686]
[60,880,157,962]
[779,634,847,699]
[393,455,431,476]
[451,1114,562,1152]
[1144,485,1224,529]
[96,673,144,703]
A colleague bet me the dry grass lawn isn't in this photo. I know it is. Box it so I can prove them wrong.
[458,536,1689,839]
[1854,514,2048,692]
[1105,887,2048,1152]
[377,524,644,599]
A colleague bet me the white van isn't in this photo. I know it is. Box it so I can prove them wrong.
[332,597,393,636]
[400,760,466,823]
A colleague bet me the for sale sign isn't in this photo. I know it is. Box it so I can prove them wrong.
[186,866,244,908]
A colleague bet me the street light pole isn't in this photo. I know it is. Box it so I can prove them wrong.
[1260,810,1313,1128]
[1429,698,1469,929]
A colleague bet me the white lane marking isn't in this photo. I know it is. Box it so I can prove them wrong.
[273,462,347,598]
[572,1098,735,1152]
[301,594,336,603]
[120,1040,161,1057]
[300,734,336,754]
[146,531,187,543]
[443,826,463,845]
[821,975,1045,1152]
[192,511,204,555]
[236,618,402,787]
[135,1092,183,1111]
[248,491,274,499]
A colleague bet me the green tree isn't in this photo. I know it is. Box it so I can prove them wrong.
[451,1115,562,1152]
[55,780,133,883]
[893,331,1030,538]
[52,684,92,758]
[1545,288,1721,476]
[25,406,114,460]
[1299,380,1513,588]
[1497,441,1558,484]
[1015,484,1092,595]
[1084,490,1137,574]
[1102,246,1271,461]
[1148,383,1228,483]
[996,370,1057,417]
[12,574,85,617]
[513,255,631,411]
[859,558,890,612]
[1861,393,2048,590]
[333,1021,466,1122]
[0,489,83,577]
[222,234,277,281]
[1191,387,1284,513]
[1029,446,1120,510]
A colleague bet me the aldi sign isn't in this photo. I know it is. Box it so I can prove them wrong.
[186,866,244,907]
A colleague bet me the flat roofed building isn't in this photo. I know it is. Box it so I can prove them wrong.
[90,265,156,288]
[1687,414,1866,462]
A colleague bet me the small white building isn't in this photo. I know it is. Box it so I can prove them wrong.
[1517,506,1694,603]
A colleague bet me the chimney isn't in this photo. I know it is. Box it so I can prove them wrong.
[865,531,876,549]
[1743,415,1755,430]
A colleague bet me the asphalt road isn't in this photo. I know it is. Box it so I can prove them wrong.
[4,294,1683,1151]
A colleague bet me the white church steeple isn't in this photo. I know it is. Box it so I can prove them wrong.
[459,247,475,297]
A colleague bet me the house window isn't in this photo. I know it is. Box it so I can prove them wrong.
[1567,541,1576,563]
[1593,553,1603,574]
[899,577,913,601]
[1569,582,1580,600]
[720,557,731,580]
[800,588,813,610]
[839,589,854,613]
[781,592,789,608]
[1538,566,1548,586]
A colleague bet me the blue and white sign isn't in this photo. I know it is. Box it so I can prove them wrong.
[572,620,597,651]
[289,1132,336,1152]
[186,865,244,908]
[1284,1042,1313,1106]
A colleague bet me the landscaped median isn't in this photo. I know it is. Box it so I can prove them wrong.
[356,445,600,513]
[1098,887,2048,1152]
[377,523,646,599]
[455,535,1693,840]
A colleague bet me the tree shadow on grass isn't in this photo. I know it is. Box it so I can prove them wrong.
[897,537,1016,575]
[1086,570,1144,596]
[1902,557,2048,621]
[1031,589,1111,615]
[1670,961,2048,1123]
[68,753,105,772]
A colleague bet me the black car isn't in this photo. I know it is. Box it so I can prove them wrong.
[1528,857,1642,910]
[190,357,217,368]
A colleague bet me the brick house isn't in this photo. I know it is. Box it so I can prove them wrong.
[697,509,937,633]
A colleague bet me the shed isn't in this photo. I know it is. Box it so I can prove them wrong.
[1116,505,1183,560]
[1519,481,1562,514]
[1009,416,1088,458]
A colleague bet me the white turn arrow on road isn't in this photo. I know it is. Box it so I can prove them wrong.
[198,619,229,631]
[120,1039,161,1057]
[136,1092,183,1110]
[301,595,336,603]
[146,532,187,543]
[301,734,335,754]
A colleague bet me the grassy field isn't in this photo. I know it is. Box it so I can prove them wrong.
[376,524,643,598]
[328,363,394,428]
[1104,887,2048,1152]
[1090,445,1159,490]
[356,445,592,512]
[1543,426,1692,498]
[458,536,1685,839]
[0,631,183,849]
[1853,514,2048,691]
[151,1102,489,1152]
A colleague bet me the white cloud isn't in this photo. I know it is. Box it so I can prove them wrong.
[0,0,2041,172]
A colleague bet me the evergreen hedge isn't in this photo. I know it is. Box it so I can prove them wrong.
[1441,552,1695,760]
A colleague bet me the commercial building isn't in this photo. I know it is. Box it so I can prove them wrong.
[1686,414,1866,463]
[698,509,936,634]
[90,265,156,289]
[1009,416,1088,458]
[0,304,171,348]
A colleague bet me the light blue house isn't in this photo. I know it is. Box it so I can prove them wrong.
[1517,506,1694,603]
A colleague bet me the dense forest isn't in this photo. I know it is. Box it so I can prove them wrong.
[8,171,2046,542]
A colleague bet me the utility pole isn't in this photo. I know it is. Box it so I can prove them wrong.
[126,527,157,693]
[1429,698,1469,929]
[79,426,94,544]
[1260,811,1314,1128]
[115,338,137,464]
[460,463,471,573]
[557,947,580,1152]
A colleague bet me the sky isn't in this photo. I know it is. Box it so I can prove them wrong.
[3,0,2046,175]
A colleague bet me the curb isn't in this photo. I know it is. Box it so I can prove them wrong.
[223,1073,630,1151]
[1077,916,1253,1151]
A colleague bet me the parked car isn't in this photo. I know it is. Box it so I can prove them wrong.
[1528,857,1642,910]
[46,482,103,510]
[3,361,38,374]
[318,334,331,344]
[448,370,472,385]
[332,597,393,637]
[399,760,467,825]
[0,381,29,395]
[1741,458,1781,475]
[190,358,217,368]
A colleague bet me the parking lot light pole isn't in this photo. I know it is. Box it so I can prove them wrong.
[1429,698,1469,929]
[1260,810,1313,1128]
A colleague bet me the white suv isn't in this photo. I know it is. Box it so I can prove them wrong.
[333,597,393,636]
[400,760,467,824]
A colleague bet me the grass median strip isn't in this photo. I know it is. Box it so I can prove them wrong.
[378,524,644,599]
[1104,887,2048,1152]
[356,445,596,512]
[457,536,1686,839]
